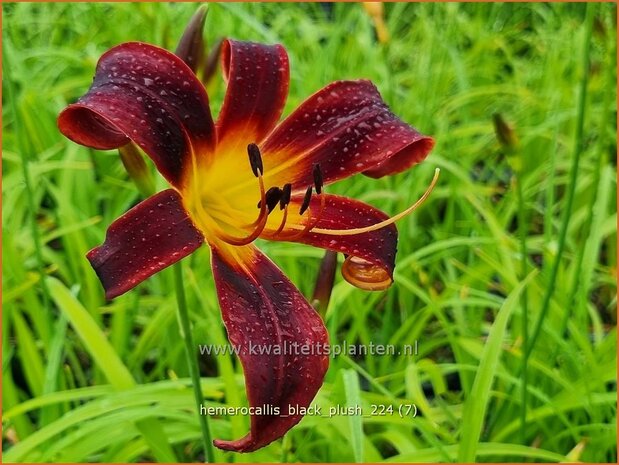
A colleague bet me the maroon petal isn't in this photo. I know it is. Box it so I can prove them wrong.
[261,80,434,188]
[210,244,329,452]
[58,42,215,187]
[216,40,289,149]
[263,193,397,290]
[88,189,204,299]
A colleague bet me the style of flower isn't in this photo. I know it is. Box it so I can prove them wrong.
[58,39,434,452]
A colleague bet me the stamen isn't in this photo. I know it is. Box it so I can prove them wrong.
[312,164,323,194]
[293,168,441,236]
[274,204,289,235]
[299,186,313,215]
[258,187,283,213]
[280,183,292,210]
[247,143,263,177]
[273,184,293,235]
[277,183,326,241]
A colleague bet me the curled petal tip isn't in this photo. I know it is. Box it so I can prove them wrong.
[342,256,393,291]
[213,437,257,454]
[362,135,435,179]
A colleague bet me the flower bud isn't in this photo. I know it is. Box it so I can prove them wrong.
[492,113,519,151]
[175,5,208,73]
[118,143,155,197]
[363,2,390,44]
[202,38,223,86]
[492,113,521,172]
[311,251,338,316]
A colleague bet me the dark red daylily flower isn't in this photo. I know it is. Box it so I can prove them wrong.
[58,39,435,452]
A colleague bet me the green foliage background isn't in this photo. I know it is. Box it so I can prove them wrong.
[2,2,617,463]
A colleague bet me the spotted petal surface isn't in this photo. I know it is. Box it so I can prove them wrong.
[261,80,434,189]
[217,40,289,148]
[87,189,204,299]
[58,42,215,187]
[210,244,329,452]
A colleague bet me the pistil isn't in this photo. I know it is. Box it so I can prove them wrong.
[294,168,441,236]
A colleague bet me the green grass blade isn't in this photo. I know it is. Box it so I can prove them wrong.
[457,269,538,462]
[46,277,178,462]
[47,277,134,390]
[341,369,364,463]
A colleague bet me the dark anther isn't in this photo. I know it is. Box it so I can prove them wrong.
[312,164,323,194]
[247,143,263,177]
[299,186,313,215]
[280,183,292,210]
[257,187,282,212]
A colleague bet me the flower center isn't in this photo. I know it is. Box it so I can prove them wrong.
[182,143,315,246]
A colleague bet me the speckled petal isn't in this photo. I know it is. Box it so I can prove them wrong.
[261,80,434,188]
[87,189,204,299]
[58,42,215,187]
[216,40,289,149]
[263,193,397,290]
[210,244,329,452]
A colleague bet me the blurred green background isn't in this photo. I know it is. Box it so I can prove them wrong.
[2,2,617,463]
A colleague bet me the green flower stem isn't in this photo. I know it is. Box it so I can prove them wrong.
[524,3,595,361]
[174,262,216,462]
[516,174,529,444]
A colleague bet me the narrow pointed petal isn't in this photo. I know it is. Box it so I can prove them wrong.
[210,244,329,452]
[88,189,204,299]
[216,40,289,149]
[263,194,397,290]
[58,42,215,187]
[261,80,434,187]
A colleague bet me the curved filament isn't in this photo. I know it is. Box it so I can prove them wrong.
[274,205,289,235]
[280,193,326,240]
